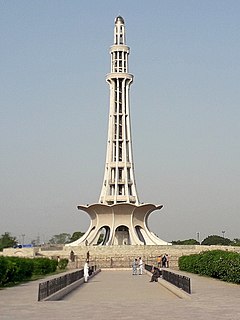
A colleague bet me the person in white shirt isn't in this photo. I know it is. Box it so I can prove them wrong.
[84,261,89,282]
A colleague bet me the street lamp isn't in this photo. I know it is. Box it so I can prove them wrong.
[196,232,200,244]
[21,234,25,246]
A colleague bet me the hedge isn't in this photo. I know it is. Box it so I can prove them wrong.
[58,258,69,270]
[0,257,58,286]
[32,258,58,275]
[179,250,240,284]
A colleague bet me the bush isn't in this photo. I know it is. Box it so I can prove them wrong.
[8,257,34,283]
[0,257,8,285]
[0,257,34,285]
[58,258,69,270]
[32,258,58,275]
[179,250,240,284]
[0,257,58,287]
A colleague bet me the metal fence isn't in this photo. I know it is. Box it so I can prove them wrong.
[145,264,155,273]
[145,264,191,294]
[38,266,95,301]
[162,270,191,294]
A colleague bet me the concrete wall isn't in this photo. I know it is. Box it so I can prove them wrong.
[2,245,240,269]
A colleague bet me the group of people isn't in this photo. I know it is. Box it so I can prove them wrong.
[149,253,169,282]
[132,257,143,275]
[84,253,169,283]
[157,253,169,268]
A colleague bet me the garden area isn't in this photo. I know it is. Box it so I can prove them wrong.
[0,256,68,287]
[179,250,240,284]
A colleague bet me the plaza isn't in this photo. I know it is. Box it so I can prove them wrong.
[0,268,239,320]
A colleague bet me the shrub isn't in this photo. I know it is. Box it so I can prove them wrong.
[179,250,240,284]
[0,257,34,285]
[32,258,58,275]
[0,256,58,287]
[7,257,34,282]
[58,258,69,270]
[0,257,8,285]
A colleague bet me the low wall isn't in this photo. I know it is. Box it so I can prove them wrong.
[3,245,240,269]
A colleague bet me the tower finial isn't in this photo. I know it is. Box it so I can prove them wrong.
[114,15,125,45]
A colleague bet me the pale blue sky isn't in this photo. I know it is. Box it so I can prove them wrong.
[1,0,239,244]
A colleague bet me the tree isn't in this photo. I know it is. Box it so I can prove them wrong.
[201,235,232,246]
[69,231,85,243]
[0,232,17,251]
[172,239,200,245]
[48,233,71,244]
[232,238,240,246]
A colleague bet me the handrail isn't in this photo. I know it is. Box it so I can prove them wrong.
[144,264,191,294]
[162,269,191,294]
[38,266,95,301]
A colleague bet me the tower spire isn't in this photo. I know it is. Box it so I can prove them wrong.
[114,16,126,45]
[99,16,139,205]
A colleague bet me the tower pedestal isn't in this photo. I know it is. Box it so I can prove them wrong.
[67,203,169,246]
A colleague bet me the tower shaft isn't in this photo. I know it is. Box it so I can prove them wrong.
[99,16,139,205]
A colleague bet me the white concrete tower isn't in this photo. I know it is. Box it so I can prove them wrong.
[66,17,170,246]
[99,16,139,205]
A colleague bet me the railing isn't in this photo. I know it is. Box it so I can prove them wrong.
[162,270,191,294]
[144,264,155,273]
[38,266,95,301]
[144,264,191,294]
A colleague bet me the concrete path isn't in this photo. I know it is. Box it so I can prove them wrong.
[0,269,239,320]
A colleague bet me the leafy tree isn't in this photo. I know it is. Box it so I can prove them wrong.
[201,235,232,246]
[232,238,240,246]
[0,232,17,251]
[48,233,71,244]
[69,231,84,243]
[172,239,200,245]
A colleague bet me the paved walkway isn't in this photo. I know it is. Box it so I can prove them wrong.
[0,269,239,320]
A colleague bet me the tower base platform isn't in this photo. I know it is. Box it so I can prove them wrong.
[66,203,171,246]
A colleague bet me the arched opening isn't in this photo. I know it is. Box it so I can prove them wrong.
[114,225,130,245]
[135,226,146,245]
[96,226,111,245]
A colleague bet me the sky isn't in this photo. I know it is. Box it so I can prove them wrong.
[1,0,239,244]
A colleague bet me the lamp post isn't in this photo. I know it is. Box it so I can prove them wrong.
[196,232,200,244]
[21,234,25,246]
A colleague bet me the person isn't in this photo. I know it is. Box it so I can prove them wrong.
[138,257,143,275]
[84,260,89,282]
[157,255,162,268]
[166,254,169,268]
[86,250,90,263]
[70,250,75,262]
[132,258,138,275]
[161,254,167,268]
[150,267,160,282]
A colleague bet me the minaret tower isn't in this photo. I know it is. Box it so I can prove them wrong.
[99,16,139,205]
[67,17,170,246]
